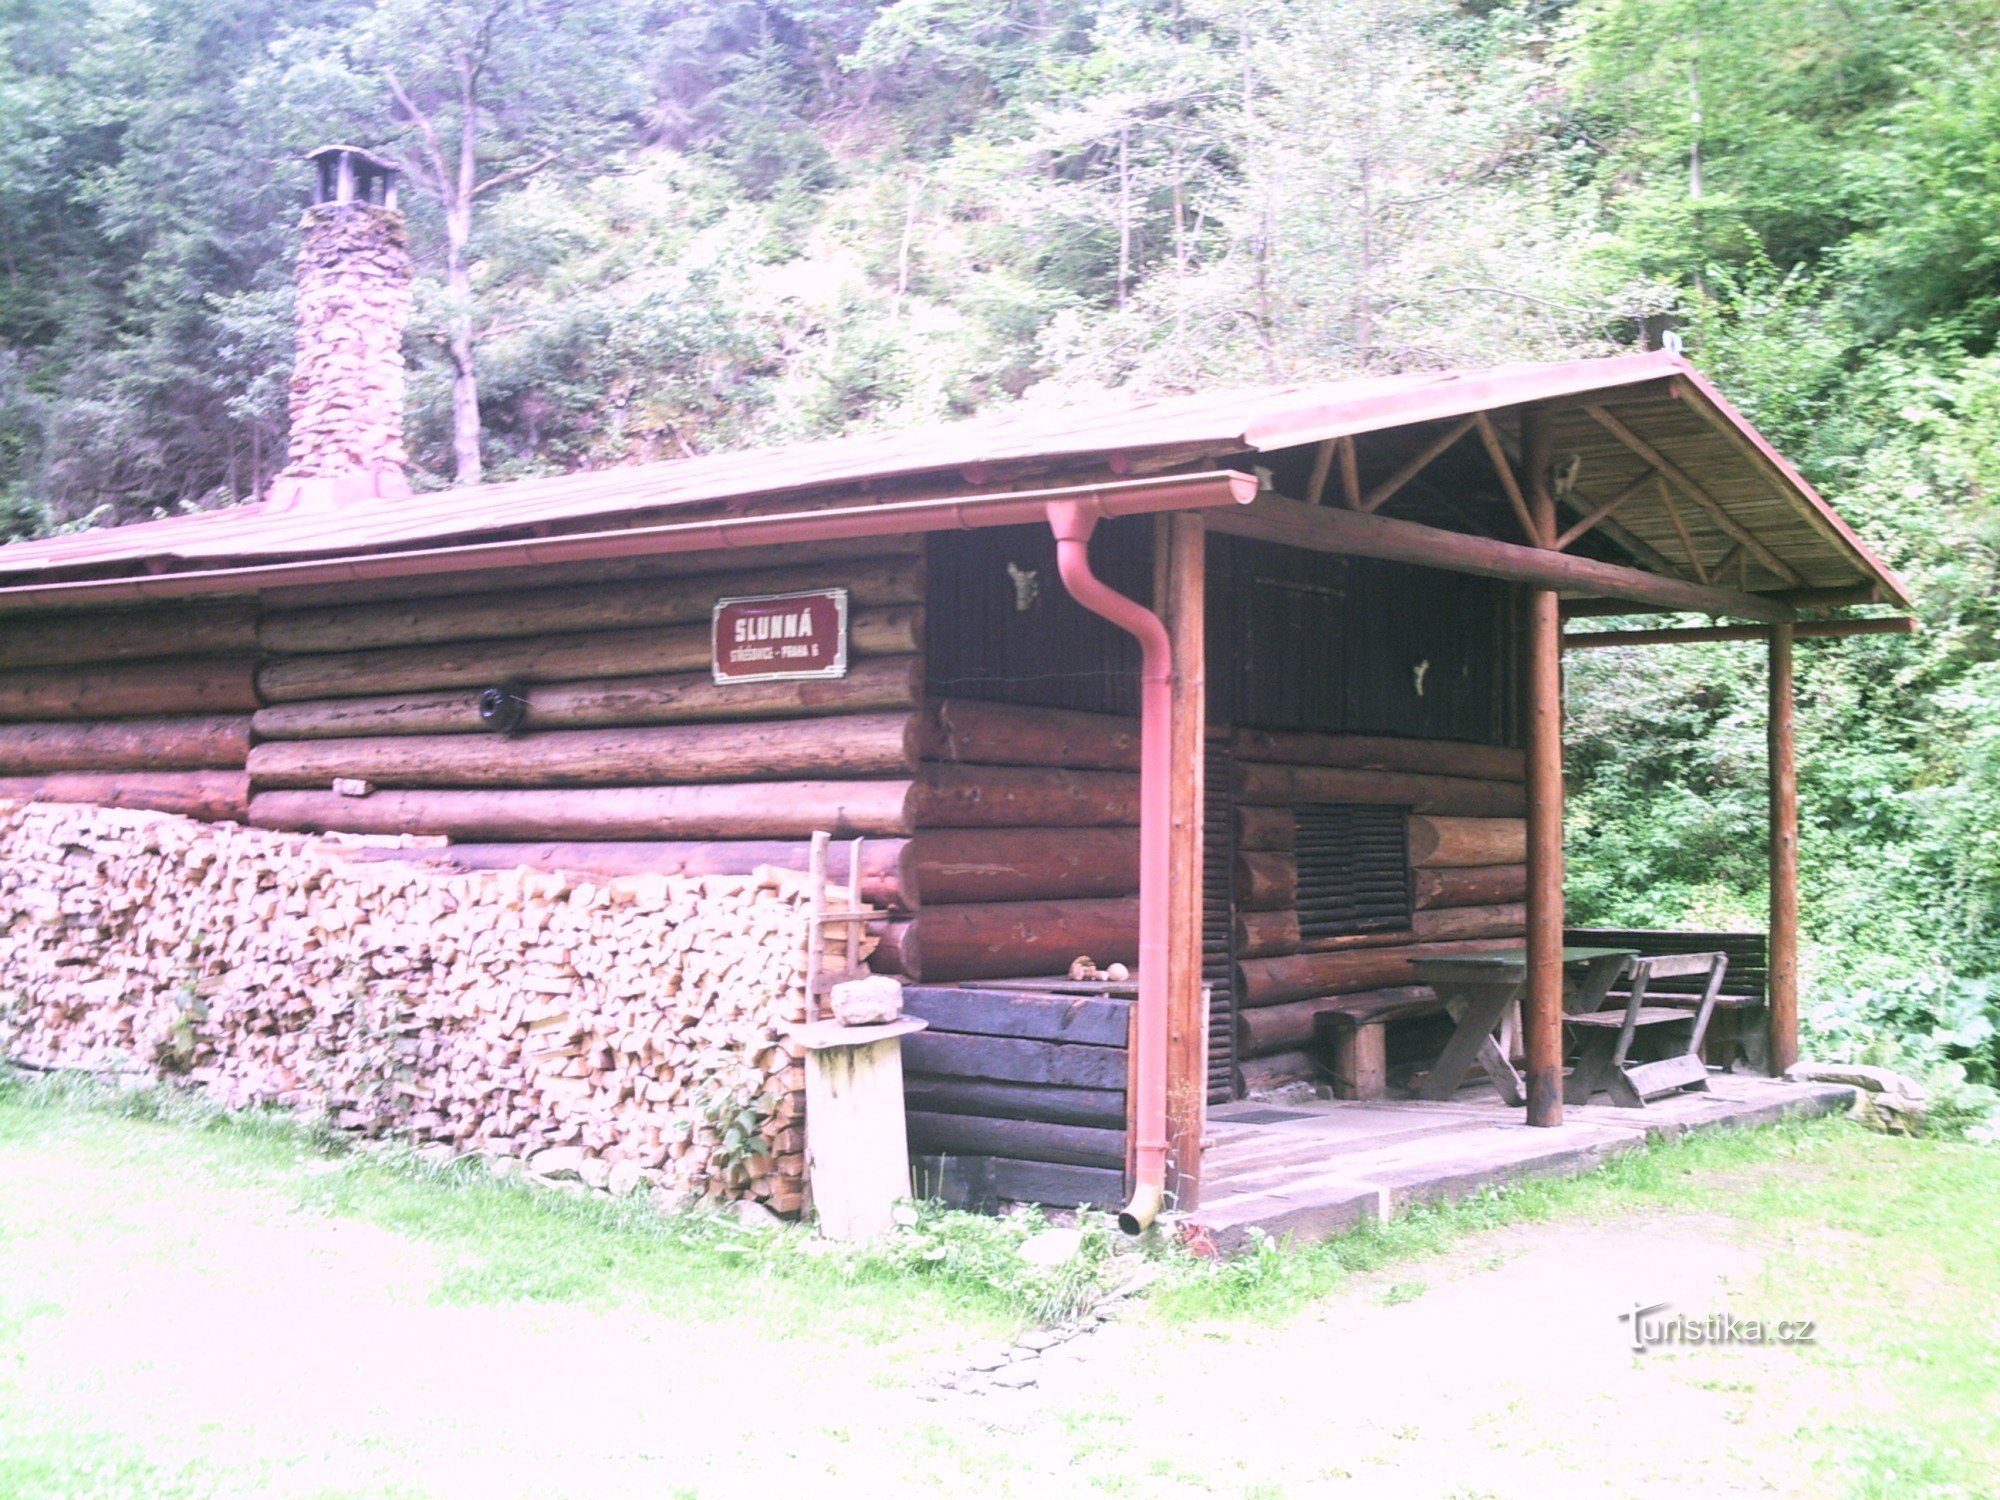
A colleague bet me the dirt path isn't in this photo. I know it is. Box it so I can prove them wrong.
[893,1214,1849,1498]
[1,1127,1857,1499]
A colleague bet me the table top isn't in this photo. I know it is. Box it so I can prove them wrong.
[1410,945,1637,975]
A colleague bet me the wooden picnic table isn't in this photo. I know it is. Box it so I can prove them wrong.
[1405,946,1637,1105]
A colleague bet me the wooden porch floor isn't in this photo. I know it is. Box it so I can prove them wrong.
[1185,1074,1857,1252]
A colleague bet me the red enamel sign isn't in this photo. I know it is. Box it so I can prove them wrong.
[711,588,850,683]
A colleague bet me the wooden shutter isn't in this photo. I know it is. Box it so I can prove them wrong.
[1294,803,1412,941]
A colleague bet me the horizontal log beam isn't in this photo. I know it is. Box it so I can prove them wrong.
[1414,863,1527,909]
[903,1075,1125,1128]
[252,656,921,740]
[1233,851,1296,910]
[903,985,1131,1047]
[256,606,922,702]
[249,781,918,841]
[1237,986,1438,1056]
[909,766,1138,828]
[258,556,924,654]
[908,827,1137,904]
[906,1111,1125,1170]
[247,712,920,790]
[0,715,251,774]
[1230,728,1524,782]
[1412,901,1524,943]
[1563,616,1915,649]
[1234,762,1526,817]
[901,1031,1129,1090]
[1209,494,1795,622]
[353,836,914,907]
[1237,937,1515,1008]
[0,658,260,722]
[894,898,1139,983]
[920,699,1140,771]
[0,771,249,822]
[1238,1051,1317,1091]
[1408,816,1526,869]
[0,604,259,670]
[1233,805,1294,852]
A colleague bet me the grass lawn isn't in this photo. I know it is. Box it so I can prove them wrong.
[1,1075,1996,1498]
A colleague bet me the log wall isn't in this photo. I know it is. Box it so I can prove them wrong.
[903,984,1129,1211]
[0,602,258,821]
[1226,726,1530,1071]
[241,541,934,974]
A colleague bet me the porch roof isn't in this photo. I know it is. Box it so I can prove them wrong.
[0,350,1910,610]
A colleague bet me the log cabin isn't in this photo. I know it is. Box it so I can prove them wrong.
[0,149,1915,1230]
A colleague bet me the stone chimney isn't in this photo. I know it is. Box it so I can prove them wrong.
[268,145,413,509]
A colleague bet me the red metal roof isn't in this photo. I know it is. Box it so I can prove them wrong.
[0,351,1909,607]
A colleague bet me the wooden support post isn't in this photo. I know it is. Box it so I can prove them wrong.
[1768,623,1800,1075]
[1156,512,1208,1209]
[1521,408,1565,1127]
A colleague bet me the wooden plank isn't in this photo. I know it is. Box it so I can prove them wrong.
[248,780,917,841]
[902,985,1131,1047]
[1231,728,1524,782]
[1208,494,1795,622]
[901,1031,1129,1090]
[902,1075,1126,1128]
[984,1157,1126,1209]
[907,1111,1125,1169]
[251,656,922,738]
[246,712,920,789]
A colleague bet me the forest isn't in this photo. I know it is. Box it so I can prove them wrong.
[2,0,1998,1115]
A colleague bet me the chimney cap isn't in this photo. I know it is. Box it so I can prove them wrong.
[306,144,401,209]
[305,143,402,173]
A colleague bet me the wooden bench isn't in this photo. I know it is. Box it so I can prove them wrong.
[1309,987,1447,1100]
[1567,927,1770,1072]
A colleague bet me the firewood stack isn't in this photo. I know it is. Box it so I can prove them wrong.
[0,800,880,1214]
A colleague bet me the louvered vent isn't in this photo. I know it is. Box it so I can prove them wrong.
[1203,743,1241,1103]
[1294,804,1412,941]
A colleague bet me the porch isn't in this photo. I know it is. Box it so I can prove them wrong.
[1186,1072,1857,1253]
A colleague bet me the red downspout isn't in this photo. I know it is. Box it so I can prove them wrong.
[1047,498,1173,1234]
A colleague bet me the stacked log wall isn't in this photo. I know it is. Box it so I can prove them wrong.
[1227,727,1530,1088]
[894,698,1142,983]
[0,603,260,819]
[903,985,1129,1210]
[0,799,843,1213]
[242,539,939,972]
